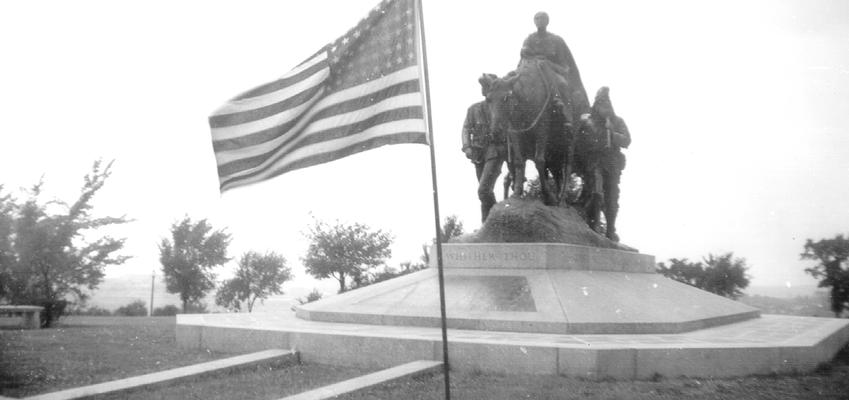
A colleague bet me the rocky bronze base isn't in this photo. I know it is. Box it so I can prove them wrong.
[456,198,634,251]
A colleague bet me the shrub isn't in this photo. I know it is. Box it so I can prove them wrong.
[297,289,324,305]
[114,300,148,317]
[152,304,180,316]
[184,302,208,314]
[80,305,112,316]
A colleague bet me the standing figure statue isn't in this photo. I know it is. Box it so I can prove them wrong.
[520,11,590,125]
[463,77,507,222]
[577,87,630,242]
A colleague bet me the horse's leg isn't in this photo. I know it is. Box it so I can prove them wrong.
[503,168,512,200]
[534,133,552,205]
[551,159,568,205]
[512,161,526,197]
[557,159,569,206]
[560,122,575,206]
[509,135,526,197]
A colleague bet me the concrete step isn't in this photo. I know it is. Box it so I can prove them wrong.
[280,360,442,400]
[25,349,297,400]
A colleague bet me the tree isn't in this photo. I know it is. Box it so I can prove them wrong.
[115,300,148,316]
[422,215,467,265]
[656,258,704,287]
[0,160,131,326]
[159,217,230,312]
[152,304,180,316]
[440,215,464,242]
[657,252,750,299]
[302,219,392,293]
[699,253,751,299]
[215,251,292,312]
[801,234,849,317]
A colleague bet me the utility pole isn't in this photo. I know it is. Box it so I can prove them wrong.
[149,269,155,317]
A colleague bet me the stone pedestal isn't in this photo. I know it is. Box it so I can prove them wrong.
[295,243,759,334]
[0,305,43,329]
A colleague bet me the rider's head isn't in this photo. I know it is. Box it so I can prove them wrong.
[533,12,549,32]
[593,86,615,117]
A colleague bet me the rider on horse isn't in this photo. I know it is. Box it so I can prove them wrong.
[520,12,590,124]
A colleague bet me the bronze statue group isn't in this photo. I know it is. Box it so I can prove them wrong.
[462,12,630,242]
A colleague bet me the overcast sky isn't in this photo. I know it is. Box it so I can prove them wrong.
[2,0,847,290]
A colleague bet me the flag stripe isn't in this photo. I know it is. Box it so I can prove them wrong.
[214,90,421,166]
[211,66,417,142]
[307,79,420,127]
[210,84,326,143]
[222,131,426,191]
[221,125,426,191]
[211,62,329,119]
[238,119,425,182]
[212,79,419,153]
[216,92,421,172]
[209,80,325,128]
[217,105,422,177]
[229,50,329,102]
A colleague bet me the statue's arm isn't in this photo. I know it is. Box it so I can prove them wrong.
[520,35,535,60]
[461,106,476,150]
[611,117,631,149]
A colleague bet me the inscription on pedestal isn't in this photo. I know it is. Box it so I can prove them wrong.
[436,243,656,273]
[445,250,538,263]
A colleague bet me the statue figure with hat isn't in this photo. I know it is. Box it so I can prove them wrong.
[576,86,631,241]
[462,74,508,222]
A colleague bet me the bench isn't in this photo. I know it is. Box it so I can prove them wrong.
[0,305,44,329]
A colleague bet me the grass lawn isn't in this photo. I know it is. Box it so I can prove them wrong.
[0,316,226,397]
[340,346,849,400]
[2,315,848,399]
[0,315,373,399]
[88,363,373,400]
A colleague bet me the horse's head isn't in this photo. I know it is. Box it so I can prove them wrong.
[479,72,519,137]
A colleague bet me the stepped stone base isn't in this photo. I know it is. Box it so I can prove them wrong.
[176,312,849,379]
[176,242,849,379]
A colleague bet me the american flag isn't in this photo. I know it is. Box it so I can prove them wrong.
[209,0,427,192]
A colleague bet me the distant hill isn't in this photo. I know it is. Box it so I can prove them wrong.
[743,284,822,299]
[740,291,834,317]
[87,275,838,318]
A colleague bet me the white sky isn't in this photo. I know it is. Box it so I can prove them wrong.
[1,0,848,290]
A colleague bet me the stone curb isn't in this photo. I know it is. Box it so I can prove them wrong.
[280,360,442,400]
[22,349,297,400]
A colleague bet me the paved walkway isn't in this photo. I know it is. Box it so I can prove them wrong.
[280,360,441,400]
[179,311,848,350]
[24,349,296,400]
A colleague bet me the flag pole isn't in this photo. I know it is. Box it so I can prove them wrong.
[413,0,451,398]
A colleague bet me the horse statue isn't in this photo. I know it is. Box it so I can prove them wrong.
[479,58,577,206]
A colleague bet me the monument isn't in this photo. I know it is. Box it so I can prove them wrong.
[296,11,751,336]
[179,10,849,380]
